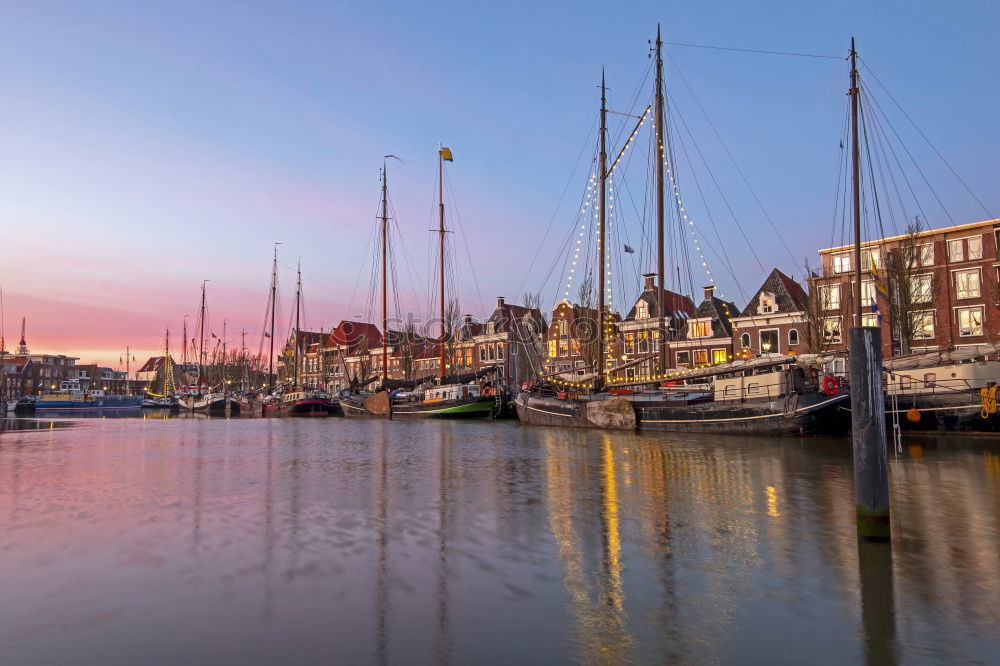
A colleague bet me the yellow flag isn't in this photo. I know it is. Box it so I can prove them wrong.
[440,147,454,162]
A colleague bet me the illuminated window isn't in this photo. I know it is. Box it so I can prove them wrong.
[911,275,933,303]
[955,269,981,299]
[968,236,983,260]
[624,333,635,355]
[712,349,728,364]
[957,307,984,337]
[861,313,879,327]
[914,311,935,339]
[546,340,556,358]
[694,350,709,366]
[823,317,842,344]
[948,239,964,262]
[821,285,840,310]
[635,301,649,320]
[689,319,711,338]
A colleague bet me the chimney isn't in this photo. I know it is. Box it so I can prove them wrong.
[703,285,715,302]
[497,296,505,309]
[464,314,472,326]
[643,273,655,290]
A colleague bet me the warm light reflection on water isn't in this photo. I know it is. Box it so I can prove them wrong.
[0,418,997,664]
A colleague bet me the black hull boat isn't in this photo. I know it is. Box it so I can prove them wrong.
[184,394,241,416]
[264,394,340,417]
[515,389,849,436]
[342,386,495,419]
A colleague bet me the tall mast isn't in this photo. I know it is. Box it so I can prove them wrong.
[182,315,188,366]
[125,345,130,396]
[268,243,279,394]
[198,281,207,389]
[293,262,301,388]
[222,319,228,391]
[654,26,667,372]
[850,38,862,326]
[438,146,446,381]
[598,70,608,384]
[380,161,389,384]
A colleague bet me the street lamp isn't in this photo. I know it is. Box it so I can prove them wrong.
[762,342,772,353]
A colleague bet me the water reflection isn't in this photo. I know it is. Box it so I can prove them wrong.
[0,420,997,664]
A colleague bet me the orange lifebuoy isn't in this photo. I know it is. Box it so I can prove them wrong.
[822,375,840,396]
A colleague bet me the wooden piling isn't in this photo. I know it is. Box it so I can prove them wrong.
[849,326,890,540]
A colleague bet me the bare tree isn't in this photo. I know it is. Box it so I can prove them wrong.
[574,273,601,373]
[803,260,851,354]
[885,218,926,355]
[399,316,417,383]
[522,291,548,325]
[443,298,463,382]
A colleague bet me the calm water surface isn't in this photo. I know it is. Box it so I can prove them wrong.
[1,417,998,665]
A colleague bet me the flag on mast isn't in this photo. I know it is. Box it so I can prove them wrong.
[440,147,454,162]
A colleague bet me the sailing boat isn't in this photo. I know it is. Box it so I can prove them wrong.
[342,151,494,419]
[142,328,180,410]
[263,262,339,416]
[181,281,241,415]
[516,27,849,435]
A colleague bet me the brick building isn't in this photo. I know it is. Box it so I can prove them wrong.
[616,274,696,380]
[730,268,809,358]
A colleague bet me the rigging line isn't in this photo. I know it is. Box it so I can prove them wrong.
[664,41,842,60]
[859,76,956,226]
[443,170,487,317]
[667,100,766,281]
[859,94,889,243]
[859,83,936,232]
[829,93,851,252]
[860,59,994,220]
[666,54,802,272]
[665,111,697,304]
[861,93,901,238]
[513,115,599,304]
[865,94,912,230]
[346,203,381,319]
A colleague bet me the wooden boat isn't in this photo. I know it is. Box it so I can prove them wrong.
[264,390,340,416]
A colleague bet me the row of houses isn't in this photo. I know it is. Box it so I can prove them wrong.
[0,340,129,398]
[277,218,1000,392]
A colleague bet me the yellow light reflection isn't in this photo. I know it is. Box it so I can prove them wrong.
[766,485,780,517]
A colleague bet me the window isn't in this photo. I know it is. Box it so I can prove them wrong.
[497,344,504,360]
[488,344,496,361]
[788,329,799,346]
[918,243,934,267]
[861,280,876,307]
[740,333,751,349]
[624,333,635,354]
[968,235,983,260]
[821,285,840,310]
[758,291,777,314]
[759,329,779,354]
[712,349,728,364]
[638,332,649,354]
[861,249,880,271]
[652,331,661,351]
[823,317,842,344]
[923,373,936,389]
[955,269,981,299]
[559,338,569,356]
[832,253,851,274]
[558,320,567,336]
[861,312,879,327]
[546,340,555,358]
[948,239,964,262]
[911,275,933,303]
[635,301,649,320]
[913,311,935,339]
[747,383,760,395]
[957,307,984,337]
[694,350,709,366]
[689,320,711,338]
[676,351,691,367]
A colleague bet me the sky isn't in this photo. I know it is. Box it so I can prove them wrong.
[1,0,998,367]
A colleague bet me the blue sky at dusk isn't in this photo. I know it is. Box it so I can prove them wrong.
[1,0,997,364]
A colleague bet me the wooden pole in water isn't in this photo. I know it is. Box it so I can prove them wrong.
[848,38,890,540]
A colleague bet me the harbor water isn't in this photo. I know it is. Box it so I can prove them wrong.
[1,417,997,664]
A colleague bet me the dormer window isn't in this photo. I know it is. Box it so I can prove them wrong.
[486,321,495,334]
[688,318,712,339]
[757,291,777,315]
[636,301,649,320]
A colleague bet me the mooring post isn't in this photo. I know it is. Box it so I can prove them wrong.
[849,326,890,540]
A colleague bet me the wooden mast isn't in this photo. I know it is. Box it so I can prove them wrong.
[268,243,279,395]
[598,71,608,385]
[380,162,389,385]
[654,24,667,373]
[198,280,207,391]
[850,37,862,326]
[222,319,227,392]
[294,262,301,389]
[438,147,446,381]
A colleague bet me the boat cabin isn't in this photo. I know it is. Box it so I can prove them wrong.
[423,384,482,403]
[886,359,1000,396]
[713,366,807,402]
